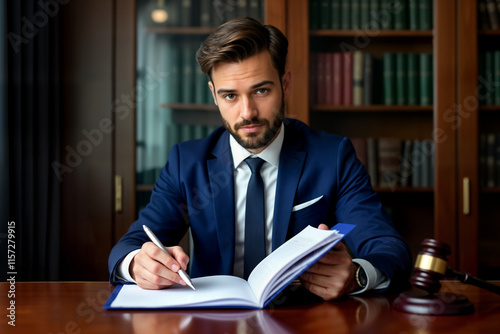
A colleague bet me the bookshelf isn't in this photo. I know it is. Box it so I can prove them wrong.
[286,0,462,269]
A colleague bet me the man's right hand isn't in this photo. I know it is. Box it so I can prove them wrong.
[130,242,190,290]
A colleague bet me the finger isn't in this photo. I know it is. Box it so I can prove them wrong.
[168,245,190,271]
[143,242,182,273]
[132,252,180,289]
[317,223,329,230]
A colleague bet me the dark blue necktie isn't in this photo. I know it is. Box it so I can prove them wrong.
[244,157,266,279]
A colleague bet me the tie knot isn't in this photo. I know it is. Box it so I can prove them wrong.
[245,157,265,174]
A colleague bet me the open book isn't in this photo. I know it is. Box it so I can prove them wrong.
[104,223,355,310]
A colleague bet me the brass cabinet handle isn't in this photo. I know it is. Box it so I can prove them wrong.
[115,175,123,213]
[463,177,470,215]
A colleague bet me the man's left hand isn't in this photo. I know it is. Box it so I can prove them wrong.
[299,223,359,300]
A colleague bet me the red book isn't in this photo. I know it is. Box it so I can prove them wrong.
[310,53,318,105]
[343,52,353,105]
[333,52,344,105]
[316,53,326,104]
[324,53,334,105]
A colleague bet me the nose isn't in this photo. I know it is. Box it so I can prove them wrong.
[240,96,258,120]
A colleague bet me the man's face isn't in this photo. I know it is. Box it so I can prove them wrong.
[208,51,291,154]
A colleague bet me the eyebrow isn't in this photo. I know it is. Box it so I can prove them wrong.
[216,80,275,95]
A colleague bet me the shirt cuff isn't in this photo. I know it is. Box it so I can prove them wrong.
[350,258,390,295]
[116,249,141,283]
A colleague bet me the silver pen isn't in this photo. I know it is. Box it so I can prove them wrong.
[142,225,195,290]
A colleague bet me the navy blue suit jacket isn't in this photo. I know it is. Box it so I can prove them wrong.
[108,119,411,288]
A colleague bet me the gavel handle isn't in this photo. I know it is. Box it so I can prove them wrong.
[448,269,500,295]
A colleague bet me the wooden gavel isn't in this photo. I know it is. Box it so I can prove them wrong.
[412,238,500,295]
[393,238,500,315]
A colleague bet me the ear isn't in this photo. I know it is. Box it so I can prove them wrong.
[281,70,292,100]
[208,81,217,106]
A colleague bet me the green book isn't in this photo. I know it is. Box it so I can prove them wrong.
[341,0,351,29]
[407,53,419,105]
[366,0,381,30]
[330,0,341,30]
[396,53,407,105]
[351,0,361,29]
[485,51,494,105]
[419,0,432,30]
[382,53,396,105]
[380,0,393,30]
[360,0,370,30]
[320,0,330,29]
[181,40,194,103]
[310,0,320,29]
[166,37,181,103]
[408,0,419,30]
[393,0,407,30]
[419,53,433,106]
[494,51,500,105]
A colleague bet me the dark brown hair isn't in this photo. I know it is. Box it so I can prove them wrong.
[196,17,288,80]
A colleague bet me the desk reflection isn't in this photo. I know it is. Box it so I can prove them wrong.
[130,295,391,334]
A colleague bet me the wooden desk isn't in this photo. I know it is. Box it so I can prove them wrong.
[1,281,499,333]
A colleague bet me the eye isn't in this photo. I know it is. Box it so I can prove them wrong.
[255,88,269,95]
[224,94,236,101]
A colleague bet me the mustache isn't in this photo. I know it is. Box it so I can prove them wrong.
[234,118,268,130]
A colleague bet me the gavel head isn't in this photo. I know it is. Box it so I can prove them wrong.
[411,239,451,294]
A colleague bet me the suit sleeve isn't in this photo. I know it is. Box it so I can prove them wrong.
[334,137,412,291]
[108,145,189,285]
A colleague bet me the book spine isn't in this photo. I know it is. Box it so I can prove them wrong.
[486,0,500,29]
[380,0,393,30]
[479,0,491,30]
[199,0,211,27]
[325,53,334,105]
[485,51,494,105]
[407,53,418,105]
[411,140,422,187]
[341,0,351,29]
[396,53,407,105]
[353,51,365,106]
[237,0,248,19]
[343,52,354,105]
[368,0,381,30]
[420,139,434,187]
[480,133,487,187]
[333,52,344,105]
[363,53,373,105]
[419,0,432,30]
[360,0,370,30]
[496,134,500,186]
[248,0,261,20]
[310,53,318,105]
[317,53,327,104]
[408,0,419,30]
[378,138,402,188]
[393,0,407,30]
[494,50,500,105]
[382,53,395,105]
[330,0,341,30]
[400,139,413,187]
[351,0,361,29]
[182,41,194,103]
[181,0,192,26]
[320,0,330,29]
[419,53,433,106]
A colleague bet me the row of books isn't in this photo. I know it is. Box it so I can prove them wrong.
[478,51,500,106]
[351,137,435,188]
[137,122,220,185]
[142,0,263,27]
[137,35,213,105]
[310,52,433,106]
[310,0,433,31]
[480,133,500,188]
[479,0,500,30]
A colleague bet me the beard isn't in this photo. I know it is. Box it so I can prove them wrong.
[221,100,285,151]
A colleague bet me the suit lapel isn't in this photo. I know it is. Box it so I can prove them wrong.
[207,131,236,274]
[272,125,306,250]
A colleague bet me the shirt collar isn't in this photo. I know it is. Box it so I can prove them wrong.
[229,123,284,169]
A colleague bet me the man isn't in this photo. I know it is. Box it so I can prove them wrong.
[108,17,411,301]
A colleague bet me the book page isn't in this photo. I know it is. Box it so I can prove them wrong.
[109,276,259,309]
[247,225,344,306]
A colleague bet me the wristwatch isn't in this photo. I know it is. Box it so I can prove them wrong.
[355,264,367,290]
